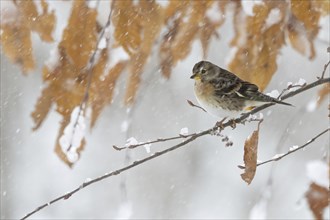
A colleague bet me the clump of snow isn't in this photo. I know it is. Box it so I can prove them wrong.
[98,37,107,49]
[241,0,264,16]
[125,137,138,147]
[259,113,264,120]
[265,8,281,29]
[289,145,299,151]
[84,178,92,183]
[272,153,284,160]
[266,90,279,98]
[288,78,307,92]
[180,127,189,136]
[297,78,306,86]
[306,160,329,188]
[59,106,86,163]
[247,114,258,121]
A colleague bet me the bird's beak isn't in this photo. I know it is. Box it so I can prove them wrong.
[190,73,200,80]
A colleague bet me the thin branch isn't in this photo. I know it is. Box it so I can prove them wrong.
[21,76,330,220]
[319,60,330,79]
[187,99,207,112]
[278,84,305,99]
[66,3,114,152]
[113,133,196,151]
[238,128,330,169]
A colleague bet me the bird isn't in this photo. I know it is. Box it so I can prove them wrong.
[190,60,292,119]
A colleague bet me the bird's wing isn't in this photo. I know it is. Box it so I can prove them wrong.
[213,68,259,99]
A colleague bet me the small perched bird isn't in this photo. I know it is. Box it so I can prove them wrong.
[190,61,292,118]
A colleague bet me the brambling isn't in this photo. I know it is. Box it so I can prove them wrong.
[191,61,292,119]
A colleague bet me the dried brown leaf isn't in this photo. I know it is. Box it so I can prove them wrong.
[199,15,223,58]
[124,1,164,105]
[0,22,35,74]
[17,0,56,42]
[317,83,330,107]
[112,1,141,56]
[290,1,321,59]
[305,183,330,220]
[241,121,262,184]
[159,16,181,78]
[163,0,190,22]
[31,85,54,130]
[61,0,98,69]
[90,59,127,127]
[171,1,210,62]
[124,52,148,105]
[0,0,55,73]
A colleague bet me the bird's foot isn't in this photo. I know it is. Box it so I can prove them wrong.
[215,117,228,130]
[228,119,237,129]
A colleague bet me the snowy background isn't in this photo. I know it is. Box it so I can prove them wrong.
[1,1,329,219]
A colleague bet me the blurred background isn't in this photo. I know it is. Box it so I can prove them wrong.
[1,0,329,219]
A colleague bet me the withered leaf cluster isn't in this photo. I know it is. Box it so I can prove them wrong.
[0,0,329,167]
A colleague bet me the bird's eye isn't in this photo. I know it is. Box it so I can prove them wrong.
[201,69,206,74]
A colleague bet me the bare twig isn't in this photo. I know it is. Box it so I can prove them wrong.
[278,84,305,99]
[238,128,329,169]
[66,3,114,152]
[187,99,207,112]
[318,60,330,79]
[21,76,330,219]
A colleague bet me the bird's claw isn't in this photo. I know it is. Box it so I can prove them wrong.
[215,117,227,130]
[229,119,237,129]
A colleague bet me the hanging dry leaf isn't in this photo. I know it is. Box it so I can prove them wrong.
[112,0,141,56]
[1,21,35,73]
[31,85,55,130]
[124,0,164,105]
[61,0,97,69]
[241,120,263,184]
[288,1,321,59]
[90,58,127,127]
[317,83,330,107]
[305,183,330,220]
[30,0,101,166]
[0,0,55,73]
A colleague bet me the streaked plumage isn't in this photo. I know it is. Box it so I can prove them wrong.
[190,61,292,118]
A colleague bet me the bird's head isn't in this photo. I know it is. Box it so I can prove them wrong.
[190,61,218,82]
